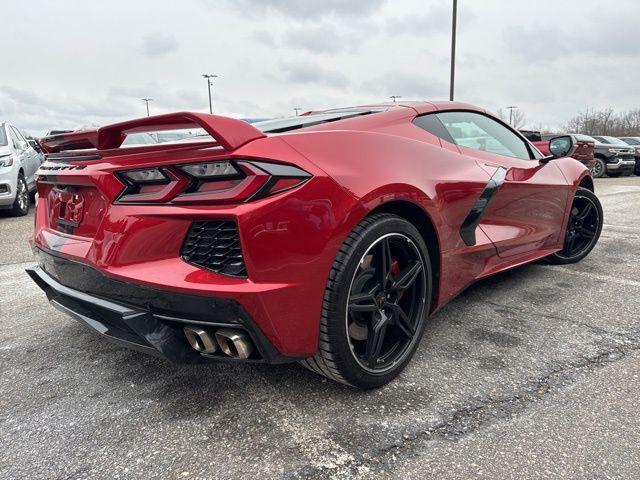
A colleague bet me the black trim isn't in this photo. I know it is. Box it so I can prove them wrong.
[180,220,247,278]
[46,153,102,162]
[246,161,311,201]
[459,166,507,246]
[28,248,296,364]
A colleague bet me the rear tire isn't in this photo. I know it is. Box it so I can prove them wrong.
[8,174,29,217]
[545,187,603,265]
[300,213,432,389]
[590,158,606,178]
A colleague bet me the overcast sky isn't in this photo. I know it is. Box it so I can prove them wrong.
[1,0,638,136]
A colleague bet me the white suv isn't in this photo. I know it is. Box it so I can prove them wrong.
[0,123,43,216]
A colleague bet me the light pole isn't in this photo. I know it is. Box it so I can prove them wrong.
[202,74,218,114]
[294,107,301,116]
[389,95,402,103]
[449,0,457,101]
[141,98,153,117]
[506,106,518,126]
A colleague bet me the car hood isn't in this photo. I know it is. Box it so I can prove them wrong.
[0,146,11,157]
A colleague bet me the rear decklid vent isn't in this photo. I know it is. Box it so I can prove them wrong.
[181,221,247,277]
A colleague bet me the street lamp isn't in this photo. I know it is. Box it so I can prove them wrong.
[449,0,457,101]
[506,106,518,126]
[141,98,153,117]
[202,74,219,114]
[389,95,402,103]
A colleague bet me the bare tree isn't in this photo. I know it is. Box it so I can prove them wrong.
[511,109,526,129]
[497,108,526,129]
[564,108,640,136]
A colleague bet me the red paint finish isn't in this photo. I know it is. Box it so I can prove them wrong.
[32,104,590,357]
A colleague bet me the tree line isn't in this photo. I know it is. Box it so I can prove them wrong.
[562,108,640,136]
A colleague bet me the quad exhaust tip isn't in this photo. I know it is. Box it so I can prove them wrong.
[184,326,254,359]
[215,329,254,359]
[183,326,217,354]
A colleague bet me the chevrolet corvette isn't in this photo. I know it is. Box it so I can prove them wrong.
[27,102,603,388]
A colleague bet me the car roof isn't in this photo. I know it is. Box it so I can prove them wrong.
[346,101,486,115]
[252,101,490,136]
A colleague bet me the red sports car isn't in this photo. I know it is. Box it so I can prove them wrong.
[28,102,603,389]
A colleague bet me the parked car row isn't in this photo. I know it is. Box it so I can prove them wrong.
[590,136,639,177]
[0,122,45,216]
[521,130,639,178]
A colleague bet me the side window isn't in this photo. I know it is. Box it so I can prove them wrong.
[412,114,455,144]
[11,126,26,143]
[0,126,8,147]
[436,111,533,160]
[7,126,20,150]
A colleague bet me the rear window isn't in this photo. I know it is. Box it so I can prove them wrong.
[122,132,159,146]
[117,110,383,147]
[0,126,7,146]
[252,109,383,134]
[122,129,211,146]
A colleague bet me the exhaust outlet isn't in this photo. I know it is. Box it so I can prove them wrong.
[215,329,254,359]
[184,326,217,354]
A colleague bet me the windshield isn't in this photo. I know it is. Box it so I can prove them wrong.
[575,134,603,144]
[601,136,631,146]
[572,134,596,143]
[0,126,7,146]
[621,138,640,145]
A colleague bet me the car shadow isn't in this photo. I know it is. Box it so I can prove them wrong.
[34,260,550,423]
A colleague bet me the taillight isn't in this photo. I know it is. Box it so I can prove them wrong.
[115,159,310,204]
[177,161,239,178]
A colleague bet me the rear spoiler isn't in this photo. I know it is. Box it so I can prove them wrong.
[39,130,99,154]
[39,111,266,154]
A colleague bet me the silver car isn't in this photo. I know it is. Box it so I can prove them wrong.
[0,123,43,216]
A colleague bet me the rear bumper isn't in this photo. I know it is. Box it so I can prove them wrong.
[27,249,297,364]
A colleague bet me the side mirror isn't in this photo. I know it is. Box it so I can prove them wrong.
[542,135,575,162]
[16,140,29,152]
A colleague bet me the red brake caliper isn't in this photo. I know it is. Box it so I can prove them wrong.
[390,258,404,300]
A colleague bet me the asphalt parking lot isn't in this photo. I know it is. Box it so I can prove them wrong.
[1,177,639,480]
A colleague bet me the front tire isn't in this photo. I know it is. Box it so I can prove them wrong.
[590,158,606,178]
[545,187,603,264]
[301,213,432,389]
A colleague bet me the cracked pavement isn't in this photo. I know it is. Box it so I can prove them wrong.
[1,177,639,479]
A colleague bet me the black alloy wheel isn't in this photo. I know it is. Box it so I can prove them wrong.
[301,213,432,389]
[346,233,426,373]
[546,187,603,264]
